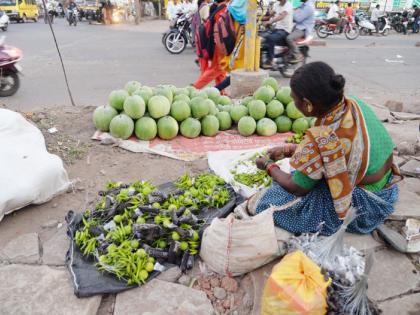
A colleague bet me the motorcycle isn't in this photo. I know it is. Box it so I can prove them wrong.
[0,36,22,97]
[0,10,9,31]
[259,27,311,78]
[44,9,56,24]
[67,8,78,26]
[358,15,391,36]
[162,11,194,54]
[316,17,359,40]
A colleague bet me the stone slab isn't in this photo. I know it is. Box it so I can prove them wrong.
[156,266,182,283]
[401,159,420,177]
[370,103,392,122]
[399,177,420,196]
[379,292,420,315]
[390,187,420,220]
[249,260,278,315]
[42,227,69,265]
[343,232,384,252]
[0,264,101,315]
[391,111,420,121]
[230,69,269,99]
[113,279,214,315]
[0,233,40,264]
[368,249,420,301]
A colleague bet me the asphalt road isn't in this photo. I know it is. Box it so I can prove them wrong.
[2,18,420,112]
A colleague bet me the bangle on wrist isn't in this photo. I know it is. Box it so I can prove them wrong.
[266,163,280,176]
[263,159,274,170]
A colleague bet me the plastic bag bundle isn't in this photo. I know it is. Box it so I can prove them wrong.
[288,208,365,284]
[261,250,330,315]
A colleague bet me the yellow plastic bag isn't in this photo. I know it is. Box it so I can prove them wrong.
[261,251,330,315]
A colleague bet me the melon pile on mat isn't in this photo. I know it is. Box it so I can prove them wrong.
[92,81,233,140]
[228,77,313,137]
[92,78,314,141]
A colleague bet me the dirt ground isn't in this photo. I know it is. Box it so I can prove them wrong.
[0,105,209,247]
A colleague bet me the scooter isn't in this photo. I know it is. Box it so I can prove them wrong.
[259,27,311,78]
[358,14,391,36]
[0,10,9,31]
[0,36,22,97]
[68,8,78,26]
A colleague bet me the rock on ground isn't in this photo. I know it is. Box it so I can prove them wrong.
[384,100,404,112]
[368,249,420,301]
[391,187,420,220]
[0,233,40,264]
[0,264,101,315]
[113,279,214,315]
[343,232,384,252]
[379,292,420,315]
[400,159,420,177]
[42,227,69,265]
[156,266,182,283]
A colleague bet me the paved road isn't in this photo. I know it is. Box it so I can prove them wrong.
[2,18,420,112]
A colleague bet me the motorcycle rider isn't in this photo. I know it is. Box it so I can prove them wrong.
[327,1,341,25]
[287,0,314,63]
[370,4,381,34]
[262,0,293,69]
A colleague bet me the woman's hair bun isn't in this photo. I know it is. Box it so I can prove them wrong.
[330,74,345,91]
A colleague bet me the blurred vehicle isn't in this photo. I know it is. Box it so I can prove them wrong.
[0,9,9,30]
[0,36,22,96]
[0,0,38,23]
[76,0,99,21]
[316,16,360,40]
[67,7,78,25]
[162,11,194,54]
[358,13,390,36]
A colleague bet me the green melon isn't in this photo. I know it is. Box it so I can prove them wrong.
[148,95,171,119]
[170,100,191,122]
[286,102,304,119]
[135,116,157,140]
[201,115,219,137]
[238,116,257,137]
[109,114,134,140]
[248,100,267,120]
[180,117,201,138]
[125,81,142,95]
[92,105,118,132]
[261,77,279,92]
[204,87,221,104]
[230,105,248,123]
[266,100,284,119]
[190,97,209,119]
[275,115,293,133]
[253,86,275,104]
[216,111,232,131]
[109,89,129,111]
[256,118,277,136]
[157,116,179,140]
[276,86,293,105]
[292,117,310,134]
[123,95,146,119]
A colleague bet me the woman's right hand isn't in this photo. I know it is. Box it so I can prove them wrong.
[267,144,297,161]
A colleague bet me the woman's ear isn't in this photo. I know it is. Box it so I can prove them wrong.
[302,98,314,115]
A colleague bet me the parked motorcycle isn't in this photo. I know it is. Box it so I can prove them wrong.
[358,15,391,36]
[162,11,194,54]
[0,10,9,31]
[316,17,359,40]
[259,27,311,78]
[0,37,22,97]
[68,8,78,26]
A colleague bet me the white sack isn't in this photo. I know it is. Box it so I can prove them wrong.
[0,109,70,221]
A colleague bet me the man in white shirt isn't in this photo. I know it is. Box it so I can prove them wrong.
[262,0,293,68]
[371,4,381,33]
[327,1,341,24]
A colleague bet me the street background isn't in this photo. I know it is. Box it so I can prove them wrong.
[3,18,420,114]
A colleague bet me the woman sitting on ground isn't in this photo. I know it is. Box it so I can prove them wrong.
[252,62,400,236]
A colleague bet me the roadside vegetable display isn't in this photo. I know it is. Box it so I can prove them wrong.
[92,78,315,141]
[72,173,235,286]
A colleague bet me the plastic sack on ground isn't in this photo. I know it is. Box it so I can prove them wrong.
[0,109,70,222]
[261,250,330,315]
[200,204,288,276]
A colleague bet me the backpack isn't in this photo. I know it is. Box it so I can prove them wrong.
[214,9,238,57]
[195,4,226,60]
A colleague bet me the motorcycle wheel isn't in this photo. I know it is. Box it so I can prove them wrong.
[359,27,369,36]
[0,72,19,97]
[394,24,403,33]
[344,25,359,40]
[316,25,329,38]
[74,19,77,26]
[162,31,169,45]
[382,28,389,36]
[165,31,187,54]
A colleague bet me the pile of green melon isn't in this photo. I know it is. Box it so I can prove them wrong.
[230,77,315,137]
[93,81,234,140]
[92,78,314,141]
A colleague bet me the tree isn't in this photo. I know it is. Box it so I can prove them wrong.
[135,0,142,24]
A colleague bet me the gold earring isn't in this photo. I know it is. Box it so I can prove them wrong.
[307,103,313,113]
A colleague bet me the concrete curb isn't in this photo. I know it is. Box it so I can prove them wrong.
[310,40,327,47]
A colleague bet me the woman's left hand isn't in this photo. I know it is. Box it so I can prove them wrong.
[256,156,268,170]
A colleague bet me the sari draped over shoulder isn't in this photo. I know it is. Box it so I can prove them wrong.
[290,98,370,219]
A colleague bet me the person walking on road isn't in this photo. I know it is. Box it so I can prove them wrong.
[287,0,314,63]
[371,4,381,34]
[412,5,420,33]
[262,0,293,69]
